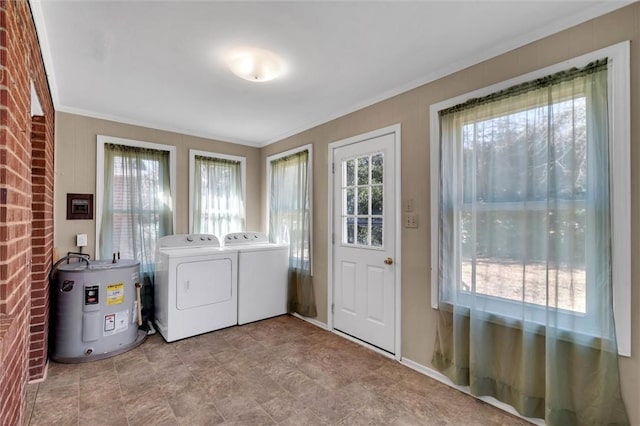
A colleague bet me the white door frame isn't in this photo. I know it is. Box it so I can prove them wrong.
[327,123,402,360]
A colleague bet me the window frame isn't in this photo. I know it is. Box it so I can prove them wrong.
[188,149,246,234]
[429,41,631,356]
[266,144,313,274]
[95,135,177,257]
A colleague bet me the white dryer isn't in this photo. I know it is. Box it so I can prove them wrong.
[155,234,238,342]
[223,232,288,325]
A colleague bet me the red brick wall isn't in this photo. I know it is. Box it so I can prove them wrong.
[0,0,55,424]
[30,115,52,380]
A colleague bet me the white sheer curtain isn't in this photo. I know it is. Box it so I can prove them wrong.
[99,143,173,280]
[269,150,317,317]
[433,60,628,425]
[193,155,245,237]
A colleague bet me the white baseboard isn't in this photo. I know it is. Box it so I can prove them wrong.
[291,313,329,330]
[332,329,397,361]
[401,358,545,426]
[291,313,397,361]
[291,314,543,425]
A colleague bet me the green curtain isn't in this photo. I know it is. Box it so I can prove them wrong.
[193,155,245,236]
[433,60,628,425]
[100,143,173,280]
[269,150,317,317]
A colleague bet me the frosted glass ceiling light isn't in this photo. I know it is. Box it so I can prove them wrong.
[228,48,282,82]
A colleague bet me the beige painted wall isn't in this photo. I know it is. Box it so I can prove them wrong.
[54,112,262,257]
[260,4,640,423]
[54,4,640,422]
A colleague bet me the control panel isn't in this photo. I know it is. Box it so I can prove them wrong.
[158,234,220,248]
[223,232,269,246]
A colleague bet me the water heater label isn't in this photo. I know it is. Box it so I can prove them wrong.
[104,310,129,336]
[84,285,99,304]
[106,283,125,305]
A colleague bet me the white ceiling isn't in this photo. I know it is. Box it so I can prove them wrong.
[31,1,631,147]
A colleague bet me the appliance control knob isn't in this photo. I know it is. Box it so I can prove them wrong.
[186,236,194,242]
[234,236,238,239]
[200,236,205,241]
[244,234,249,239]
[208,236,212,240]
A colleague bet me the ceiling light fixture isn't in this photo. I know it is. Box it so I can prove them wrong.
[227,48,283,83]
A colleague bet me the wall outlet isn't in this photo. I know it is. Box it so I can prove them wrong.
[405,213,418,228]
[76,233,88,247]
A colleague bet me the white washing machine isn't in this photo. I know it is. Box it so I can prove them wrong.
[155,234,238,342]
[223,232,289,325]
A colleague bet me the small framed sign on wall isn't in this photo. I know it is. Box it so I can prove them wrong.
[67,193,93,220]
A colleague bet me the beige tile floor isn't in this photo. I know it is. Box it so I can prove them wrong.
[24,315,528,425]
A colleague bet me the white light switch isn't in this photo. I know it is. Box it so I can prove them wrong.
[76,233,88,247]
[404,198,414,212]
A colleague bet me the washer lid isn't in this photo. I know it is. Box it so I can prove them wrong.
[234,243,289,252]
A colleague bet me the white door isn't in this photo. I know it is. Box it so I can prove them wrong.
[332,132,396,353]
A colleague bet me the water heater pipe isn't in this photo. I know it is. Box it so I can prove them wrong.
[48,254,91,284]
[135,282,143,326]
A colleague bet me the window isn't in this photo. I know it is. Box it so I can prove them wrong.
[430,42,630,355]
[96,136,176,279]
[267,145,313,269]
[267,144,316,316]
[341,153,384,247]
[189,150,246,236]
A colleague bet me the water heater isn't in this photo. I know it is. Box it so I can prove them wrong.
[50,258,146,363]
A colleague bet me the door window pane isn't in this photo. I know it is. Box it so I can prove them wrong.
[341,152,384,248]
[372,154,383,184]
[346,217,355,244]
[346,188,355,215]
[358,188,370,215]
[371,186,383,215]
[346,159,355,186]
[357,157,369,185]
[357,217,369,245]
[372,218,383,247]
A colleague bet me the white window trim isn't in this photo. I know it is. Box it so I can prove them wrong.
[266,144,313,275]
[188,149,247,234]
[429,41,631,356]
[95,135,177,257]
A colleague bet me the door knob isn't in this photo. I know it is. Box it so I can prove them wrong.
[384,257,393,265]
